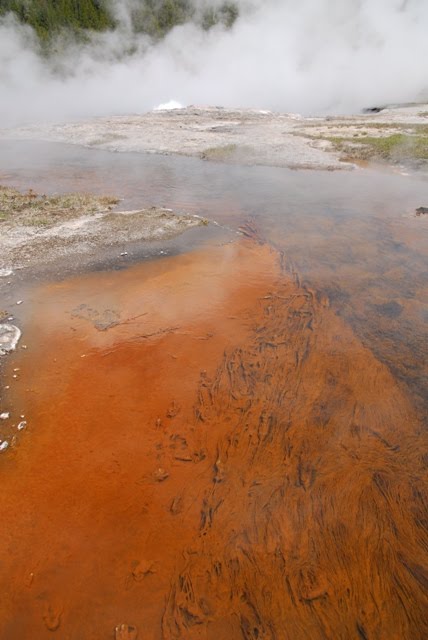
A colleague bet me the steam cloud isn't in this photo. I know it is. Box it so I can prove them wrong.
[1,0,427,127]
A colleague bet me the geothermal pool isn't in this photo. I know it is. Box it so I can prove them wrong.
[0,141,427,639]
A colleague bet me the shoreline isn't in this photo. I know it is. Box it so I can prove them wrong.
[1,103,428,173]
[0,193,208,274]
[0,186,215,368]
[1,102,427,280]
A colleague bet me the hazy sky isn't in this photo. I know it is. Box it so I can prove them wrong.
[0,0,427,126]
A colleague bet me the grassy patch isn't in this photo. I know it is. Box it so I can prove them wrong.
[361,123,428,135]
[26,217,51,227]
[300,123,428,136]
[0,186,119,227]
[325,133,428,163]
[200,144,238,161]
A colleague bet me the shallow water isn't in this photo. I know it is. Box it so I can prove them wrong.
[0,141,427,639]
[2,141,427,407]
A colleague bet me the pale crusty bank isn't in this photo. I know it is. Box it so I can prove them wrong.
[1,103,427,276]
[0,186,207,273]
[2,103,428,171]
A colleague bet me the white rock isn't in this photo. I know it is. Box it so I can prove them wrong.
[0,324,21,353]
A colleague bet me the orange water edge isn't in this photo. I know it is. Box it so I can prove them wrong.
[0,239,427,640]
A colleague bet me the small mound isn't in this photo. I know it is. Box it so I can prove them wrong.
[0,323,21,355]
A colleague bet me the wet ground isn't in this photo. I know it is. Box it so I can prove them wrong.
[0,141,427,639]
[3,103,428,171]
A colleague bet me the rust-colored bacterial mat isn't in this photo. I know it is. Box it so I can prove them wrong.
[0,238,427,639]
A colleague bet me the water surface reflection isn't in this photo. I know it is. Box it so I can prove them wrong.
[1,140,427,407]
[0,141,427,639]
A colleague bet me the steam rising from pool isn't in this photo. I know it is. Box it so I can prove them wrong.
[0,0,427,126]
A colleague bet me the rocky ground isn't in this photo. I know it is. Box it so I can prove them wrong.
[2,102,428,172]
[0,186,207,273]
[1,102,427,277]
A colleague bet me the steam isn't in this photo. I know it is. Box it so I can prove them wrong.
[1,0,428,127]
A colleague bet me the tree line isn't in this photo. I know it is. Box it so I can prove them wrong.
[0,0,239,42]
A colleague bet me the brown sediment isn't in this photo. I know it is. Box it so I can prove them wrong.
[0,239,427,639]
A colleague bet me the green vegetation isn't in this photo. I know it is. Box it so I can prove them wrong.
[0,186,119,227]
[201,2,239,30]
[349,122,428,135]
[0,0,239,42]
[133,0,239,37]
[326,133,428,163]
[0,0,114,41]
[130,0,194,38]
